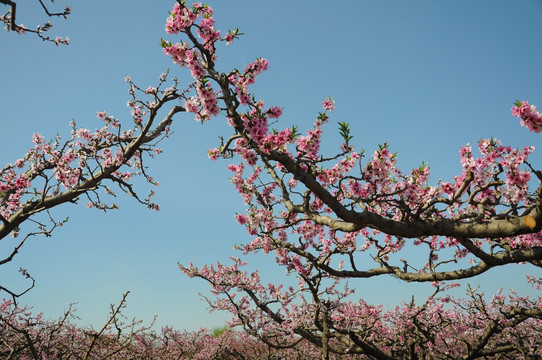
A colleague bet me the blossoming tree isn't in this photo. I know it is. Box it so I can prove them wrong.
[1,0,541,359]
[157,2,542,359]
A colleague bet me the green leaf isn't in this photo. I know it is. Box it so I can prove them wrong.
[290,125,299,138]
[160,38,172,48]
[338,121,353,142]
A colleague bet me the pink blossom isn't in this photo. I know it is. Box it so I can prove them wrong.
[512,100,542,133]
[244,58,269,76]
[184,97,200,113]
[207,148,220,161]
[162,42,190,66]
[224,33,234,44]
[32,132,44,144]
[322,97,335,111]
[266,106,283,119]
[165,3,198,34]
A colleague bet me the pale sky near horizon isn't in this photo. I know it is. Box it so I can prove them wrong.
[1,0,541,331]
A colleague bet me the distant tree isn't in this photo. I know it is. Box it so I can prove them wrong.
[0,292,156,359]
[211,325,229,338]
[0,0,70,45]
[1,298,331,360]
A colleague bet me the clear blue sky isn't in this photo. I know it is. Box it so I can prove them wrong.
[1,0,541,331]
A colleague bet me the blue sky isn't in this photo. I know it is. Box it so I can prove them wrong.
[1,0,541,331]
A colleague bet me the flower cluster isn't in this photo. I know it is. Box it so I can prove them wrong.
[194,82,220,122]
[457,138,534,204]
[165,3,199,34]
[512,100,542,133]
[228,58,269,106]
[162,4,224,122]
